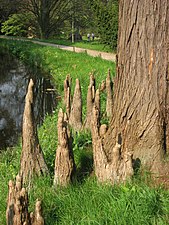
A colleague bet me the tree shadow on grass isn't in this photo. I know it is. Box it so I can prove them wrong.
[75,148,93,184]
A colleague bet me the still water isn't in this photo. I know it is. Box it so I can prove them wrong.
[0,52,57,149]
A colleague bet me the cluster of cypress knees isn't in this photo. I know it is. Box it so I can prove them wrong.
[6,70,133,224]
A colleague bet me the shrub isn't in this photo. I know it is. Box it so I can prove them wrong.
[1,13,32,37]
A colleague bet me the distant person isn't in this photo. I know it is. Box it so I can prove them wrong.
[87,33,90,41]
[91,33,95,41]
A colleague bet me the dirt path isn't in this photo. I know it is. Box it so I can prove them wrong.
[0,36,116,62]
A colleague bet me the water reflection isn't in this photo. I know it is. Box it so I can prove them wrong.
[0,53,57,149]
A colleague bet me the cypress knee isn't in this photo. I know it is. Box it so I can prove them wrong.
[84,74,96,130]
[69,79,82,131]
[54,109,76,186]
[91,104,133,184]
[20,79,48,184]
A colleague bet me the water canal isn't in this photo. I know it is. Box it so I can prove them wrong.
[0,52,57,149]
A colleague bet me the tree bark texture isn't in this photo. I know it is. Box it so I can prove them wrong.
[20,79,48,184]
[30,200,44,225]
[54,109,76,186]
[104,0,169,173]
[64,75,71,117]
[69,79,82,131]
[106,69,113,118]
[84,74,95,130]
[91,104,133,184]
[6,175,30,225]
[6,175,44,225]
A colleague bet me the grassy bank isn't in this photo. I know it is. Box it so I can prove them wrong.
[36,38,114,53]
[0,35,113,52]
[0,38,169,224]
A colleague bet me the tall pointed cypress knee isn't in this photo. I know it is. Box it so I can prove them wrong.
[54,109,76,186]
[84,74,96,130]
[69,79,82,131]
[64,75,71,117]
[20,79,48,184]
[89,73,95,100]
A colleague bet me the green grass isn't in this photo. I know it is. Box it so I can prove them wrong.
[0,38,169,225]
[0,35,114,52]
[23,176,169,225]
[37,38,114,53]
[1,147,169,225]
[0,38,115,117]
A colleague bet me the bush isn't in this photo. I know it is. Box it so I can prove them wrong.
[91,0,119,50]
[1,13,32,37]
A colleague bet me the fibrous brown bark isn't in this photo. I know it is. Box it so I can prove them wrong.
[100,80,106,92]
[106,69,113,118]
[69,79,82,131]
[95,89,100,114]
[89,73,96,100]
[104,0,169,174]
[30,200,44,225]
[20,79,48,184]
[91,103,133,184]
[64,75,71,117]
[6,175,30,225]
[54,108,76,186]
[6,175,44,225]
[84,74,96,129]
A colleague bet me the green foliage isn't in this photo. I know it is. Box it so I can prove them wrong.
[0,0,21,24]
[90,0,119,50]
[72,131,93,180]
[63,0,96,39]
[24,0,70,39]
[1,13,32,37]
[38,110,59,175]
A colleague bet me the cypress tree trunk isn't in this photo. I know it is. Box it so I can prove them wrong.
[104,0,169,174]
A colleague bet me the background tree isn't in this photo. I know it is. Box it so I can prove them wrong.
[90,0,118,50]
[0,0,22,32]
[103,0,169,176]
[1,13,33,37]
[63,0,96,42]
[23,0,71,39]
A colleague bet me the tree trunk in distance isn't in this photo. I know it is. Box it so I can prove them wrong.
[20,79,48,184]
[72,19,75,43]
[104,0,169,174]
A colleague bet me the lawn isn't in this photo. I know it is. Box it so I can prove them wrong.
[39,37,114,53]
